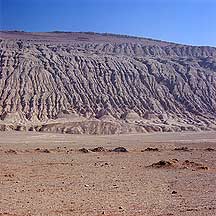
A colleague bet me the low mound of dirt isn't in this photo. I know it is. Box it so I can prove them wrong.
[182,160,209,170]
[150,159,209,170]
[150,159,178,168]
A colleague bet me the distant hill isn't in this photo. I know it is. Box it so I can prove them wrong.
[0,31,216,134]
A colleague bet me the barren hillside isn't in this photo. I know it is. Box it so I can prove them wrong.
[0,31,216,134]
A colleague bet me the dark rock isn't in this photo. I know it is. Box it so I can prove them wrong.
[174,147,190,151]
[41,149,50,153]
[79,148,89,153]
[205,148,215,151]
[5,149,17,154]
[112,147,128,152]
[142,147,159,152]
[150,160,175,168]
[91,147,107,152]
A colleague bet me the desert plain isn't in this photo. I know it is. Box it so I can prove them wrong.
[0,131,215,216]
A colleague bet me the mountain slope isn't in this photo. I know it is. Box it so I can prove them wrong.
[0,31,216,134]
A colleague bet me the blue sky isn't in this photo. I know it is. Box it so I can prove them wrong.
[0,0,216,46]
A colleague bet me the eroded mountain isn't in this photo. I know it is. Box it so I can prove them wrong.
[0,31,216,134]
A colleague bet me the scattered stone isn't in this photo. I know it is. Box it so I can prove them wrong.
[112,147,128,152]
[94,161,110,167]
[174,147,190,151]
[35,148,50,153]
[5,149,17,154]
[66,149,73,153]
[84,184,90,187]
[183,160,190,164]
[79,148,89,153]
[197,165,209,170]
[4,174,14,178]
[205,148,215,151]
[41,149,50,153]
[91,147,107,152]
[171,158,179,162]
[142,147,159,152]
[183,160,197,166]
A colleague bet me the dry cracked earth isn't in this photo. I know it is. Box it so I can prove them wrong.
[0,131,216,216]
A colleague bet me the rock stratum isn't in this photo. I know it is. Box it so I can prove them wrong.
[0,31,216,134]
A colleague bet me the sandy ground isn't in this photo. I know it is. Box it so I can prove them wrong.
[0,131,216,216]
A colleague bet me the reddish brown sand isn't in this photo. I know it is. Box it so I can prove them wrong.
[0,131,216,216]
